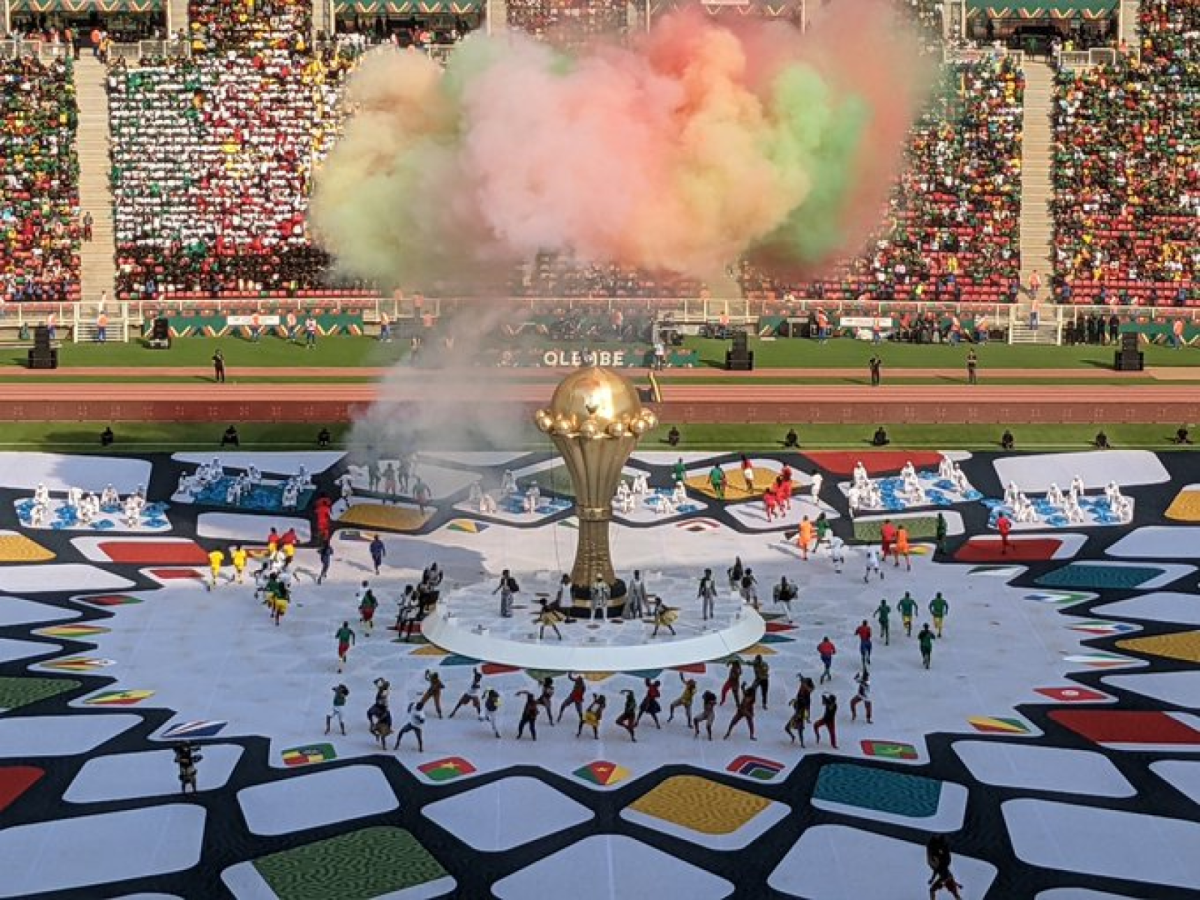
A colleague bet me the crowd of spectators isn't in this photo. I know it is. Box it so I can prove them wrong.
[1,56,80,303]
[742,57,1024,306]
[894,0,945,55]
[332,16,476,51]
[107,46,361,298]
[1051,0,1197,306]
[188,0,311,54]
[506,0,629,44]
[507,253,700,299]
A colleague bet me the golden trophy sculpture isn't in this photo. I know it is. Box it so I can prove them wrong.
[534,365,658,616]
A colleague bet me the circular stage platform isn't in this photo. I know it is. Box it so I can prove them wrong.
[423,585,767,672]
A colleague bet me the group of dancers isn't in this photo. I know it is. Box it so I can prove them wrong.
[25,481,149,528]
[306,572,953,753]
[697,457,825,520]
[1001,475,1131,524]
[350,453,423,498]
[319,555,953,751]
[204,527,305,630]
[613,471,654,514]
[519,571,678,639]
[465,470,561,516]
[322,662,858,749]
[176,457,313,510]
[846,455,971,516]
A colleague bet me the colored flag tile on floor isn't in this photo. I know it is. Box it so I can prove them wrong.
[860,740,919,760]
[1164,488,1200,522]
[727,755,785,781]
[739,645,777,657]
[574,760,630,787]
[83,689,154,706]
[447,519,488,534]
[956,537,1062,563]
[1068,620,1139,636]
[439,654,481,667]
[0,535,54,563]
[98,540,209,565]
[968,717,1030,735]
[1116,631,1200,665]
[1024,591,1093,606]
[0,766,44,814]
[34,624,110,638]
[282,743,337,767]
[418,756,477,782]
[813,765,942,819]
[676,519,721,533]
[1049,710,1200,747]
[1068,620,1138,637]
[1063,652,1139,669]
[1034,687,1110,703]
[968,566,1024,578]
[39,658,115,672]
[800,451,943,477]
[83,594,143,606]
[162,720,228,739]
[480,663,521,676]
[969,564,1016,574]
[409,646,449,657]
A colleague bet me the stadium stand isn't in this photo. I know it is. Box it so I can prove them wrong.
[188,0,312,54]
[107,46,364,299]
[901,0,947,54]
[743,56,1025,306]
[506,0,630,44]
[1051,0,1198,306]
[0,55,81,303]
[508,253,701,300]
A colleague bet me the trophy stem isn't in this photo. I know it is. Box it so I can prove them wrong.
[536,367,657,617]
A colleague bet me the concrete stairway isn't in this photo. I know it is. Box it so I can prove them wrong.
[167,0,190,38]
[1119,0,1141,47]
[1016,59,1057,344]
[1008,318,1061,345]
[73,55,116,316]
[488,0,508,32]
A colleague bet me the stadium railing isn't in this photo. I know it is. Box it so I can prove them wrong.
[3,299,1195,348]
[0,40,70,61]
[942,46,1024,67]
[1057,48,1133,71]
[108,40,192,64]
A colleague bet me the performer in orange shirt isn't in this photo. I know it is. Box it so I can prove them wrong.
[894,525,911,571]
[797,516,814,560]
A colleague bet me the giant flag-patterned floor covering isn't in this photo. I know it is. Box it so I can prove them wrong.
[0,448,1198,898]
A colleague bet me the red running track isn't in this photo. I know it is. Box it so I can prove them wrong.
[1,381,1196,424]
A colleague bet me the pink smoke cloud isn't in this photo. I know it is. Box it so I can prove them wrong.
[310,2,931,288]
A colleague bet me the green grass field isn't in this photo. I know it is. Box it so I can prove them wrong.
[6,420,1192,453]
[0,336,410,369]
[8,334,1197,373]
[682,337,1199,370]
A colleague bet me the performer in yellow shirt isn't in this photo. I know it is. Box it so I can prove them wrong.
[207,549,225,588]
[231,545,248,583]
